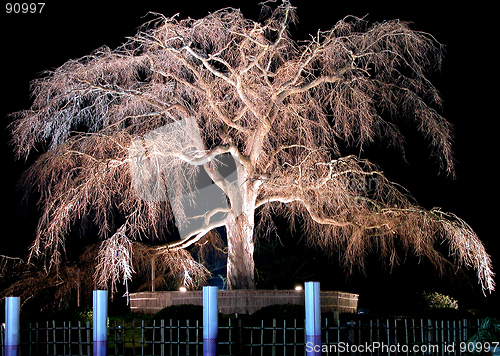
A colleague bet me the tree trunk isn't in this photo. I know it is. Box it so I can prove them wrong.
[225,208,256,290]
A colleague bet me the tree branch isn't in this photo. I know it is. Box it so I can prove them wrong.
[256,195,352,227]
[279,74,344,100]
[156,214,228,251]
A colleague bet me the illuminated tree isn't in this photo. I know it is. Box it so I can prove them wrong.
[10,1,494,292]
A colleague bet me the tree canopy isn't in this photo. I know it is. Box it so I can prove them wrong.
[10,1,494,293]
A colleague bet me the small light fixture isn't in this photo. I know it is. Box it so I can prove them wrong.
[294,285,303,291]
[179,286,187,292]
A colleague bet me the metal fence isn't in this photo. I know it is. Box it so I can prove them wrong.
[20,320,92,356]
[322,318,482,355]
[1,317,482,356]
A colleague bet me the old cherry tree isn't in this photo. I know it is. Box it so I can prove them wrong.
[11,2,494,292]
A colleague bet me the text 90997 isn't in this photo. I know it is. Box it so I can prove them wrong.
[5,3,45,13]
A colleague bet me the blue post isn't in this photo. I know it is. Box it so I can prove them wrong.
[305,281,321,355]
[203,286,218,356]
[4,297,20,356]
[93,290,108,356]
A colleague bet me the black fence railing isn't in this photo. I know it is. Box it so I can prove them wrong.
[0,317,483,356]
[14,320,92,356]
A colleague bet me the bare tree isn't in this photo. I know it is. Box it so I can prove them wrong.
[0,241,207,311]
[10,1,494,292]
[1,252,94,312]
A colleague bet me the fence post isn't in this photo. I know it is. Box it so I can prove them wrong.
[4,297,20,356]
[203,286,218,356]
[305,281,321,355]
[93,290,108,356]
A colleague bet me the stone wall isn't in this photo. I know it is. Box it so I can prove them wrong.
[129,290,358,315]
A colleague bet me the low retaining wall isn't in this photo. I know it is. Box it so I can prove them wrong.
[129,290,358,315]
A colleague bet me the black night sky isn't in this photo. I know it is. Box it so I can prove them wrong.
[0,1,498,314]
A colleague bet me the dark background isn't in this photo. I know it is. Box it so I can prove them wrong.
[0,1,497,314]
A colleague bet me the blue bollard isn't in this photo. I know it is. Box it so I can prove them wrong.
[305,281,321,355]
[203,286,218,356]
[5,297,20,356]
[93,290,108,356]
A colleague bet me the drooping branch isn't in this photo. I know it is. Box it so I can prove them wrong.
[94,225,135,295]
[256,154,495,293]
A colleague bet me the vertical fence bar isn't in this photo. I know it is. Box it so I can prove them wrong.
[404,319,409,356]
[65,321,69,356]
[4,297,20,356]
[78,321,83,356]
[305,281,321,356]
[203,286,218,356]
[260,320,264,355]
[186,319,190,356]
[160,319,165,356]
[282,319,286,355]
[169,319,173,355]
[28,321,33,356]
[86,321,92,356]
[93,290,108,356]
[52,320,56,356]
[197,319,201,356]
[273,319,277,355]
[132,319,137,351]
[142,319,146,355]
